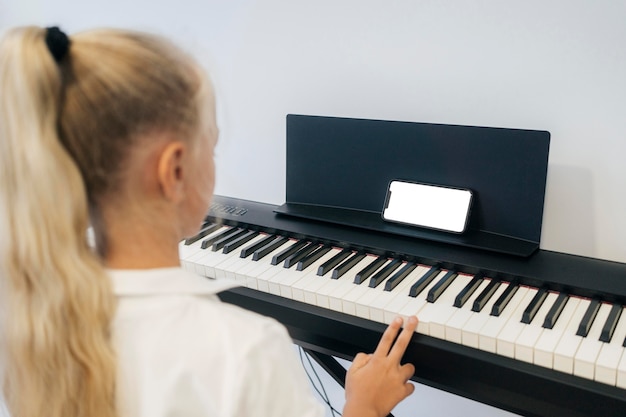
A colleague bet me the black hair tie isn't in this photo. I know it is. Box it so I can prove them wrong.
[45,26,70,62]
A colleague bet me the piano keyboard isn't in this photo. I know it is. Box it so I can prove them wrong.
[180,223,626,390]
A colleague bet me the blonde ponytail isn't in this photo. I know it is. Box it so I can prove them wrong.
[0,27,117,417]
[0,26,209,417]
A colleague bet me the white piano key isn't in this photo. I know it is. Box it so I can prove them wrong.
[342,258,392,318]
[381,265,432,324]
[420,274,473,338]
[595,306,626,385]
[356,262,421,323]
[180,226,232,272]
[234,238,293,289]
[618,335,626,389]
[326,254,382,314]
[396,270,448,330]
[213,234,270,279]
[494,288,540,358]
[533,296,582,369]
[443,278,491,344]
[478,286,532,354]
[281,250,339,301]
[573,302,613,379]
[553,298,591,374]
[460,279,510,349]
[514,292,559,363]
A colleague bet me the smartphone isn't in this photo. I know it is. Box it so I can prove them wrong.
[382,180,473,234]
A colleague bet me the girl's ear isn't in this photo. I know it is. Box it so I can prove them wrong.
[156,141,187,203]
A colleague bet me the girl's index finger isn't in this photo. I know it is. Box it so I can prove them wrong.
[373,316,404,357]
[389,315,418,361]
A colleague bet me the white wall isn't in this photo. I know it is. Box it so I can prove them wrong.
[2,1,625,416]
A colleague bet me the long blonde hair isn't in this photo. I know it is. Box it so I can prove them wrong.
[0,26,209,417]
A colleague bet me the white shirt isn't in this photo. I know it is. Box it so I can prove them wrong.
[110,267,325,417]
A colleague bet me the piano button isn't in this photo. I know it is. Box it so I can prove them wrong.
[283,242,318,268]
[427,270,458,303]
[574,302,613,379]
[576,298,601,337]
[408,265,441,297]
[211,228,250,252]
[490,282,519,316]
[332,252,366,279]
[356,264,406,320]
[453,274,484,308]
[521,288,549,324]
[183,222,220,245]
[252,236,289,261]
[514,291,559,363]
[222,230,259,254]
[240,234,278,258]
[200,226,238,249]
[271,240,309,265]
[461,280,510,349]
[354,256,387,284]
[493,288,538,357]
[534,296,582,369]
[599,303,623,343]
[368,258,402,288]
[422,274,474,338]
[542,293,569,329]
[478,286,531,354]
[553,298,592,373]
[384,262,417,292]
[297,245,331,271]
[596,306,626,386]
[382,265,433,323]
[472,279,501,312]
[317,249,352,276]
[444,278,492,344]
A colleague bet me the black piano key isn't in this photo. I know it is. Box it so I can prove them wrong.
[454,274,484,308]
[472,279,501,313]
[576,299,601,337]
[252,236,289,261]
[184,222,219,245]
[543,293,569,329]
[354,257,387,285]
[317,249,352,276]
[427,271,458,303]
[368,259,402,288]
[222,230,259,254]
[331,253,366,279]
[240,234,278,258]
[521,288,549,324]
[297,246,331,271]
[408,266,441,298]
[599,304,623,343]
[200,226,237,249]
[269,239,308,265]
[384,262,417,292]
[490,282,519,316]
[281,242,316,268]
[211,228,250,252]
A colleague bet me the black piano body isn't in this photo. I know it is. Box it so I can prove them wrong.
[208,195,626,417]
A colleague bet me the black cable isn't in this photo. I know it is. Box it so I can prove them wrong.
[299,346,343,416]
